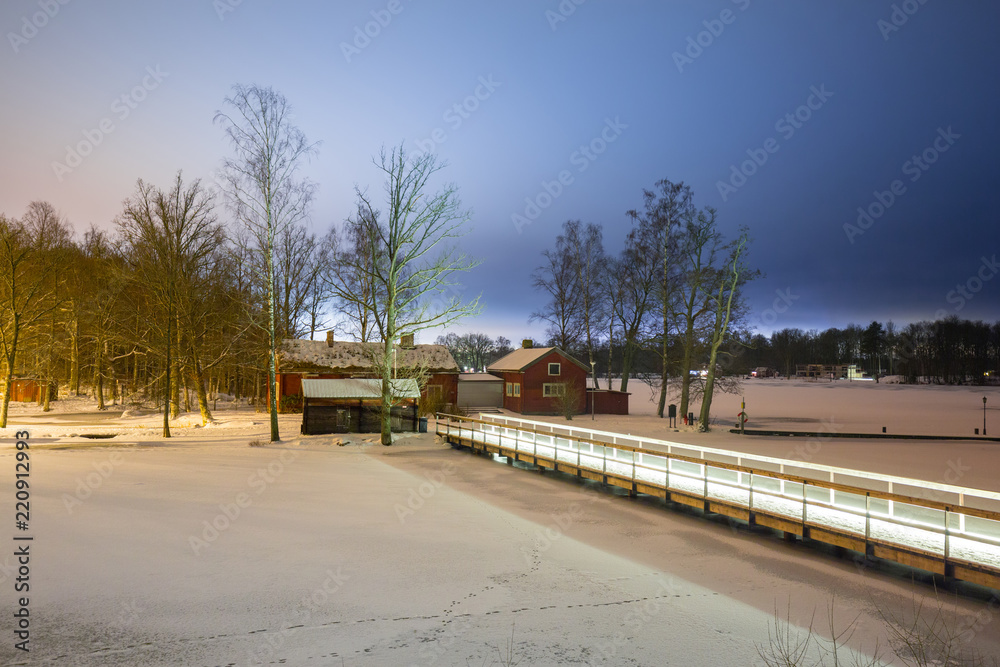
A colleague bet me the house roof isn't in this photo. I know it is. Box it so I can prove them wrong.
[486,347,590,373]
[301,378,421,400]
[280,339,460,374]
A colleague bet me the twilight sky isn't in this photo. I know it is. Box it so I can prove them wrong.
[2,1,998,343]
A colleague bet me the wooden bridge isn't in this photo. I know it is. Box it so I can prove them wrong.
[436,413,1000,591]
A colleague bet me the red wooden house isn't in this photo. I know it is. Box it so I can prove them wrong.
[487,344,589,415]
[277,333,459,412]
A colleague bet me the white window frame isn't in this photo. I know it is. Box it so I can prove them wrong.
[513,383,521,397]
[542,383,565,397]
[548,362,561,376]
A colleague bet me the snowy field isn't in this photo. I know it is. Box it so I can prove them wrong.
[0,383,998,665]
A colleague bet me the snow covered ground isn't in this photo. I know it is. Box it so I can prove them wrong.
[0,384,998,665]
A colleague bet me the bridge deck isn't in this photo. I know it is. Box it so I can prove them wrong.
[435,413,1000,591]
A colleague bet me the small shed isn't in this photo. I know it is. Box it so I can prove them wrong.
[457,373,503,410]
[587,389,630,415]
[5,379,57,403]
[301,378,421,435]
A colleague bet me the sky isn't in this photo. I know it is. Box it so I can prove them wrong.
[1,0,998,344]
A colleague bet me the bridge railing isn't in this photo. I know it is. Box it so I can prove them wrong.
[434,412,1000,588]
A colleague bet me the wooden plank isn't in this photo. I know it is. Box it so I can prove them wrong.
[950,563,1000,591]
[754,514,804,536]
[708,502,750,522]
[804,526,866,552]
[636,482,667,499]
[871,544,946,575]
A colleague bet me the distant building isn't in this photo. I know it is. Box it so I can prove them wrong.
[4,378,57,403]
[277,332,460,412]
[794,364,863,380]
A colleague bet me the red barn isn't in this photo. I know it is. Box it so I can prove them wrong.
[487,345,589,415]
[277,333,459,413]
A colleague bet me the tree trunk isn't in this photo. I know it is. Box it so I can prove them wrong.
[70,317,80,395]
[656,312,668,418]
[698,345,720,430]
[380,333,395,446]
[0,318,18,427]
[95,341,105,411]
[191,349,213,425]
[163,306,172,438]
[606,315,614,389]
[679,324,694,418]
[620,342,635,393]
[0,365,12,429]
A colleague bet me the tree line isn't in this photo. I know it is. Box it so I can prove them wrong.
[742,318,1000,384]
[0,85,480,444]
[521,179,758,430]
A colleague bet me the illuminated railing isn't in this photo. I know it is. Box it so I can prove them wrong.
[435,413,1000,590]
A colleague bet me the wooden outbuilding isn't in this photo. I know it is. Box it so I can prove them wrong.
[300,378,421,435]
[5,378,57,403]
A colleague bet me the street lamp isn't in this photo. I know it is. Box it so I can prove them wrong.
[984,396,988,436]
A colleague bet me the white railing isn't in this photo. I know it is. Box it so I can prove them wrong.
[435,413,1000,583]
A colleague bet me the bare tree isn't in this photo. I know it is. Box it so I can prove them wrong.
[216,84,318,442]
[529,231,581,350]
[627,180,691,416]
[563,221,606,389]
[338,145,480,445]
[116,173,222,435]
[698,229,753,431]
[610,222,659,392]
[0,204,72,427]
[322,204,385,342]
[676,206,726,419]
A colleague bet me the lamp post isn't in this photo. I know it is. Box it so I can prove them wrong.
[984,396,988,436]
[591,360,596,421]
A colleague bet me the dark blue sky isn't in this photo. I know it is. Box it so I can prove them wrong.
[2,1,998,342]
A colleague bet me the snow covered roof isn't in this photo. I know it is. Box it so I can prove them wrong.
[280,339,460,374]
[487,347,590,373]
[458,372,503,383]
[301,378,421,400]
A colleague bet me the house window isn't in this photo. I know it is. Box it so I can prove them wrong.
[506,382,513,396]
[507,382,521,397]
[513,383,520,397]
[548,362,561,376]
[543,383,565,397]
[427,385,443,400]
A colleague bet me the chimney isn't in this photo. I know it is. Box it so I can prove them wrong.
[326,330,335,348]
[400,333,415,349]
[522,339,533,349]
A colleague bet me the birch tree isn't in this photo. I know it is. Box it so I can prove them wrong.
[332,145,480,445]
[215,85,318,442]
[698,230,753,431]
